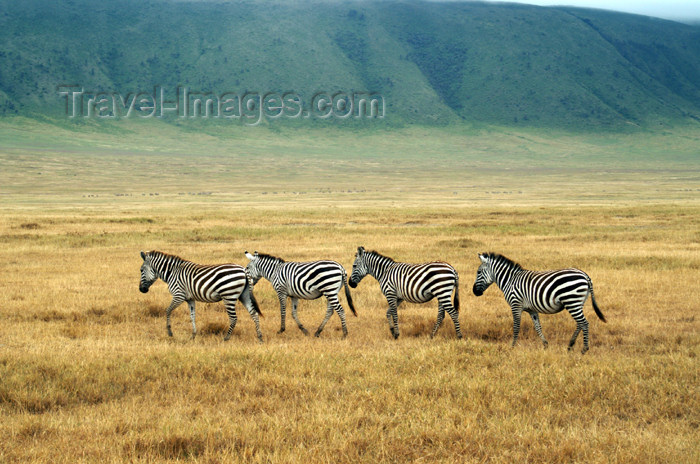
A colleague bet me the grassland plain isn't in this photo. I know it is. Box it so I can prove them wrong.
[1,202,698,463]
[0,120,699,463]
[1,117,699,206]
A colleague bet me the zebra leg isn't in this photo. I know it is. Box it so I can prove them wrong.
[249,310,263,343]
[239,292,264,343]
[431,306,445,339]
[568,326,582,351]
[277,292,288,334]
[164,296,185,337]
[291,297,309,335]
[447,305,463,340]
[433,296,463,339]
[386,296,400,339]
[394,299,403,338]
[187,300,197,340]
[315,299,335,338]
[528,311,548,348]
[385,308,394,336]
[581,319,590,354]
[567,307,590,354]
[223,301,238,341]
[292,297,309,335]
[568,320,590,354]
[511,305,523,347]
[329,295,349,339]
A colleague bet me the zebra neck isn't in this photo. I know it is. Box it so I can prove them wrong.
[154,255,183,284]
[259,260,282,282]
[367,258,392,281]
[494,265,523,292]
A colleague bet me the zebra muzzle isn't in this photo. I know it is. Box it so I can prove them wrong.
[472,284,483,297]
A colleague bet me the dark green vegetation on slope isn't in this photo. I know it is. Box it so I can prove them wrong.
[1,0,699,129]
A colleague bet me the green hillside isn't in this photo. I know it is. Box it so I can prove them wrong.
[1,0,699,129]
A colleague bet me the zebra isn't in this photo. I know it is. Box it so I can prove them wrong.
[244,251,357,338]
[139,250,263,342]
[472,252,606,354]
[348,247,462,340]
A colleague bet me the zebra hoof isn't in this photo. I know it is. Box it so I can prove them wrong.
[314,331,321,338]
[543,341,549,349]
[300,328,309,336]
[277,328,286,334]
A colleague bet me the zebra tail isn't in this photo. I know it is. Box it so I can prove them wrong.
[453,272,460,312]
[588,276,605,323]
[245,272,263,317]
[344,272,357,317]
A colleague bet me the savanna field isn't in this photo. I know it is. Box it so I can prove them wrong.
[0,121,699,463]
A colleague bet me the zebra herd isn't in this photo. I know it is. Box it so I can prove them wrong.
[139,247,606,353]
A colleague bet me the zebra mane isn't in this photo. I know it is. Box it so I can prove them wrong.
[257,252,285,263]
[148,250,190,263]
[486,252,523,272]
[365,249,396,263]
[149,251,188,264]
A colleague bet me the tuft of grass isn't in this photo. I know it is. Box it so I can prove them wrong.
[128,435,207,460]
[199,322,228,337]
[144,303,165,318]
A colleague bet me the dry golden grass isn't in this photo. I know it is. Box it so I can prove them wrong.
[0,202,698,463]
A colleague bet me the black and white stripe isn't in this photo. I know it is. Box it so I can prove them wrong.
[349,247,462,339]
[472,252,606,353]
[139,251,263,342]
[244,251,357,338]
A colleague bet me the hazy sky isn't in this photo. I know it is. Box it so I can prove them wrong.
[487,1,700,21]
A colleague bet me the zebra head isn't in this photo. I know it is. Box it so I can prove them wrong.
[245,251,284,285]
[349,246,368,288]
[244,251,263,285]
[473,253,496,296]
[139,251,157,293]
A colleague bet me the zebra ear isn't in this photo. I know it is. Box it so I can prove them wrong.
[479,253,488,263]
[357,246,364,255]
[140,251,146,260]
[245,251,255,260]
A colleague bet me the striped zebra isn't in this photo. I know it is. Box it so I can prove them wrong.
[348,247,462,340]
[244,251,357,338]
[472,252,606,354]
[139,251,263,342]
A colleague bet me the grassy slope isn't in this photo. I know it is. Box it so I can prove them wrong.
[1,0,700,128]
